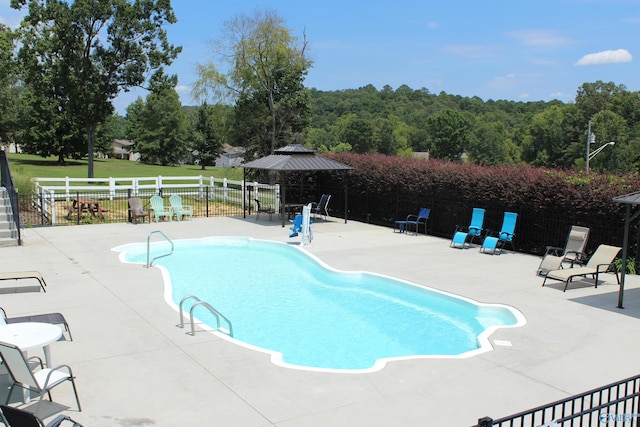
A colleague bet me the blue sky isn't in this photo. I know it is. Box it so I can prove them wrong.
[1,0,639,115]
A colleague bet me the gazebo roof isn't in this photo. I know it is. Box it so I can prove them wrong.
[613,190,640,206]
[242,144,352,171]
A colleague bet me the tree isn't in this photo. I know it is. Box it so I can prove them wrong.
[193,8,311,158]
[0,24,21,149]
[11,0,181,177]
[191,103,227,170]
[468,118,510,165]
[425,109,471,161]
[575,80,627,122]
[337,114,374,153]
[587,110,630,173]
[135,74,189,166]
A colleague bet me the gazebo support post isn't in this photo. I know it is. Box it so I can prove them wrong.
[618,204,631,308]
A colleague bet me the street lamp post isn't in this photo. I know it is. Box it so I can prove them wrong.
[585,121,615,173]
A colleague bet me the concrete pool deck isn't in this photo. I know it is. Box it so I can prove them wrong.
[2,216,640,426]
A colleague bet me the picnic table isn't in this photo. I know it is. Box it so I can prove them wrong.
[66,198,106,220]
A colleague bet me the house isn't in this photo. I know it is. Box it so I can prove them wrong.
[215,144,245,168]
[111,139,140,161]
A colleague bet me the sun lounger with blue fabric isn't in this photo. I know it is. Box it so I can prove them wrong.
[480,212,518,255]
[451,208,485,248]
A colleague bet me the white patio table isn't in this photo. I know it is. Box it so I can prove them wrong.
[0,322,62,367]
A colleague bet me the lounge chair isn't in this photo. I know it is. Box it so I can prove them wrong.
[544,225,590,267]
[0,404,84,427]
[254,199,274,222]
[169,195,193,221]
[0,271,46,293]
[480,212,518,255]
[128,198,151,224]
[450,208,485,248]
[149,195,172,222]
[537,254,565,277]
[542,244,621,291]
[405,207,430,235]
[0,341,81,411]
[311,194,331,220]
[537,225,590,275]
[1,308,73,341]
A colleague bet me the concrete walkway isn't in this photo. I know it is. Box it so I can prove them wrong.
[1,216,640,426]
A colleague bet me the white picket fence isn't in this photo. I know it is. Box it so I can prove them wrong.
[33,175,279,224]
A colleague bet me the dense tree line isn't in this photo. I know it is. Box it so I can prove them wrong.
[305,82,640,173]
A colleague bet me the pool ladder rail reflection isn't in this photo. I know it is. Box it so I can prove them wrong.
[178,295,234,337]
[145,230,174,268]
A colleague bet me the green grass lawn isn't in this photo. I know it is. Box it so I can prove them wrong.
[7,153,244,193]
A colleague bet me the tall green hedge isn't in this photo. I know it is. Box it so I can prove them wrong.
[322,153,640,256]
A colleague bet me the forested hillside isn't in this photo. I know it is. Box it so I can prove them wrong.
[305,81,640,174]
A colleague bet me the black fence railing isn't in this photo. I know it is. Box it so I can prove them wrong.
[20,186,249,227]
[472,373,640,427]
[316,180,635,260]
[0,150,21,245]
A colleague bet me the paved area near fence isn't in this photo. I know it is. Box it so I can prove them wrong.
[2,216,640,426]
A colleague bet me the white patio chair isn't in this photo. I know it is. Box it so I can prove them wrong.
[0,341,81,411]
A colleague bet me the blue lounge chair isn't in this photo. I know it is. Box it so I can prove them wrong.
[312,194,331,220]
[405,207,430,235]
[450,208,485,248]
[480,212,518,255]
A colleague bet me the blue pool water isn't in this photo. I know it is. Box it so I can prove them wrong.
[114,237,525,372]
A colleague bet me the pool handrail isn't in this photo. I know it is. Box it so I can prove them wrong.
[178,295,233,337]
[146,230,174,267]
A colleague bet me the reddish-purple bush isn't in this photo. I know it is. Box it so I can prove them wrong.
[322,153,639,255]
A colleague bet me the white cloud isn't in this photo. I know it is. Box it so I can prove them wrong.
[175,85,190,93]
[575,49,633,65]
[518,93,530,99]
[507,30,570,47]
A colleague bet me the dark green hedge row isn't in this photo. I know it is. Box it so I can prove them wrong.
[321,153,640,257]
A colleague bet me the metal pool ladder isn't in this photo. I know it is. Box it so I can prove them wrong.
[145,230,174,267]
[178,295,234,337]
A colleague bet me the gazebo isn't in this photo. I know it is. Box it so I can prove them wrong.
[242,144,352,227]
[612,190,640,308]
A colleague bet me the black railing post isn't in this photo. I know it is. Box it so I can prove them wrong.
[75,191,80,225]
[127,189,132,223]
[477,416,493,427]
[205,186,209,218]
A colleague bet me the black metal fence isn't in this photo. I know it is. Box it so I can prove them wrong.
[20,186,249,227]
[472,373,640,427]
[317,180,635,260]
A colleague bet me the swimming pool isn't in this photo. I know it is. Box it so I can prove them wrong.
[114,236,525,372]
